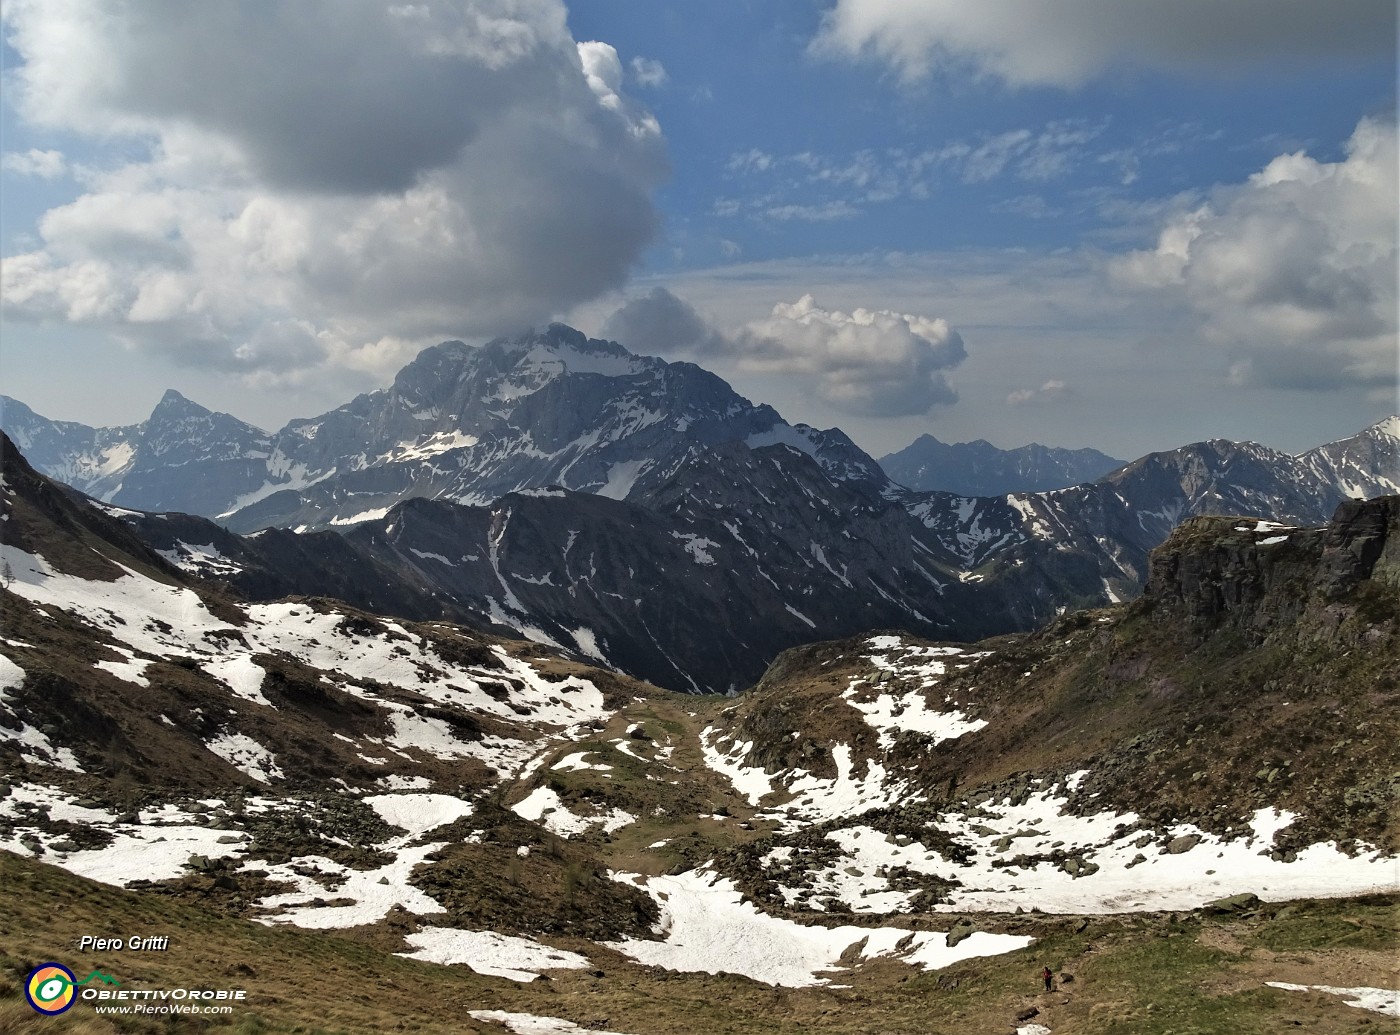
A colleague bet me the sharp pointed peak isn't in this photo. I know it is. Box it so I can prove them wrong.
[150,389,210,417]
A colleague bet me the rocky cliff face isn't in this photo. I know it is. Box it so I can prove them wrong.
[1143,496,1399,640]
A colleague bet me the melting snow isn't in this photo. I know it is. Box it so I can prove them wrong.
[156,541,243,576]
[256,843,446,929]
[0,660,85,772]
[202,656,269,706]
[606,871,1032,987]
[512,786,634,838]
[1265,983,1399,1018]
[671,532,718,565]
[552,751,613,773]
[800,784,1400,914]
[206,731,283,783]
[468,1011,637,1035]
[363,793,473,840]
[400,928,590,981]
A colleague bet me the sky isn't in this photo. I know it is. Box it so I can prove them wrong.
[0,0,1396,461]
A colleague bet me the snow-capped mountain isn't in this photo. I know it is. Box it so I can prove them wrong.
[916,426,1400,597]
[879,434,1124,496]
[2,426,1395,1030]
[4,325,1397,692]
[2,325,888,533]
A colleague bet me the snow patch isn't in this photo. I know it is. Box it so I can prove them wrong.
[206,731,283,783]
[1265,983,1399,1018]
[400,928,589,982]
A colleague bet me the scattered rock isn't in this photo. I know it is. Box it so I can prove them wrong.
[946,921,976,948]
[1204,892,1260,914]
[1166,834,1202,854]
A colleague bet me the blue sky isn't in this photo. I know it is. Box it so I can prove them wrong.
[1,1,1395,459]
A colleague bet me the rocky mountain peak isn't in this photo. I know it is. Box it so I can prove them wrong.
[149,387,209,419]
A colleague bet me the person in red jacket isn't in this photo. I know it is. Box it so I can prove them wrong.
[1042,966,1053,992]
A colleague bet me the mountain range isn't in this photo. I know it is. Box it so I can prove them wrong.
[3,327,1397,693]
[879,434,1124,495]
[0,415,1395,1032]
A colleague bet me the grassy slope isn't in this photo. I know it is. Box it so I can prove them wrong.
[1,852,1395,1035]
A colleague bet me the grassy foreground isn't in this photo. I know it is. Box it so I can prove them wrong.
[0,852,1395,1035]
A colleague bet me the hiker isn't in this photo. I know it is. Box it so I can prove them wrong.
[1042,966,1053,992]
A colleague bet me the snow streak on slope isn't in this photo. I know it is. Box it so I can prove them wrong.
[701,637,989,824]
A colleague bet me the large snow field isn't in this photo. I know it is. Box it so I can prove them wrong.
[772,780,1399,915]
[0,784,490,932]
[700,632,1398,914]
[0,545,611,736]
[606,870,1032,987]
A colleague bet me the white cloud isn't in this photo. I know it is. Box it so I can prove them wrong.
[1111,117,1398,392]
[630,56,669,88]
[1006,379,1070,406]
[727,149,775,174]
[812,0,1396,87]
[764,201,862,222]
[714,119,1111,222]
[1,148,66,178]
[0,1,667,383]
[601,289,966,417]
[737,295,966,416]
[739,294,968,414]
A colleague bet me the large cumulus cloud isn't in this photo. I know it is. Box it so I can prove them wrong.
[812,0,1396,87]
[604,288,965,416]
[0,0,667,381]
[1110,117,1397,392]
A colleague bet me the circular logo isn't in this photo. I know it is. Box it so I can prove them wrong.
[25,963,77,1015]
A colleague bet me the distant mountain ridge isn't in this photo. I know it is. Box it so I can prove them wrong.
[1,325,888,533]
[879,433,1123,495]
[3,328,1397,692]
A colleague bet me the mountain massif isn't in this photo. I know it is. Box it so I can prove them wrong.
[0,409,1395,1033]
[3,329,1397,695]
